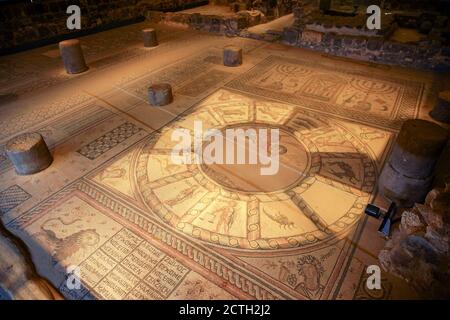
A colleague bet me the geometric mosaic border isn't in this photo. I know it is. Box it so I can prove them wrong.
[0,185,31,215]
[77,122,142,160]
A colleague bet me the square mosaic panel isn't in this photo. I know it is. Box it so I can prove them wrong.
[77,122,142,160]
[226,55,424,129]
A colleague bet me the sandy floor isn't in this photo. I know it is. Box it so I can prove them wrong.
[0,21,445,300]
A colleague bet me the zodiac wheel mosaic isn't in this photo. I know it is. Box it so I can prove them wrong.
[134,90,377,250]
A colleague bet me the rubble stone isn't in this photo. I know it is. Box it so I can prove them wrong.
[400,209,426,235]
[425,226,449,255]
[379,186,450,299]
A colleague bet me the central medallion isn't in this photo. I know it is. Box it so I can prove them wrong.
[133,89,378,250]
[199,124,310,194]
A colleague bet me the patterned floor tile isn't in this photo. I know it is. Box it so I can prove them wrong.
[77,122,142,160]
[0,185,31,215]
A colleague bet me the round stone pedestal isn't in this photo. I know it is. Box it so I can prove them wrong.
[379,162,433,207]
[379,119,448,206]
[142,28,158,48]
[59,39,88,74]
[223,46,242,67]
[6,133,53,175]
[148,83,173,106]
[430,90,450,124]
[378,120,448,207]
[389,119,448,179]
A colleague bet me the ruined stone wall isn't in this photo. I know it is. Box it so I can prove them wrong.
[283,26,450,71]
[0,0,208,53]
[209,0,293,17]
[285,1,450,71]
[146,6,265,36]
[379,184,450,299]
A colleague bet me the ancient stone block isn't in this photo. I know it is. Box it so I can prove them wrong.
[142,28,158,47]
[402,235,440,265]
[5,132,53,175]
[332,37,342,48]
[146,11,164,23]
[400,209,426,235]
[223,46,242,67]
[59,39,88,74]
[416,203,448,233]
[421,188,450,234]
[426,185,450,216]
[301,30,323,44]
[0,223,60,300]
[425,226,449,255]
[148,83,173,106]
[379,185,450,298]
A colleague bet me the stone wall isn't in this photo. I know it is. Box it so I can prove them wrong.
[147,8,263,36]
[283,0,450,71]
[210,0,293,18]
[282,27,450,71]
[0,0,208,53]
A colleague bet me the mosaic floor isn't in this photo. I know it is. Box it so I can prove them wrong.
[0,21,444,300]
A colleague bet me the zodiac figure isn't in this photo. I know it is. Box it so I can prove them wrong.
[99,167,126,180]
[314,134,350,148]
[263,207,295,229]
[359,128,385,140]
[34,217,100,268]
[327,161,359,184]
[290,118,318,131]
[165,183,199,207]
[258,104,280,121]
[222,109,245,117]
[215,201,237,234]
